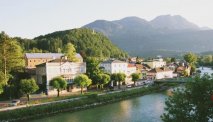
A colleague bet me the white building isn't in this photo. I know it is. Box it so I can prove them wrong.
[147,67,173,80]
[126,64,137,81]
[142,58,166,69]
[36,58,86,95]
[100,59,128,74]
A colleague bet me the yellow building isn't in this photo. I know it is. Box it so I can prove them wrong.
[25,53,83,69]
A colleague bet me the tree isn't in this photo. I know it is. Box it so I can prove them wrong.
[184,52,197,65]
[161,75,213,122]
[19,78,39,101]
[86,57,102,85]
[111,73,118,87]
[182,70,189,77]
[171,57,176,62]
[0,71,8,94]
[49,77,67,97]
[117,73,126,89]
[99,74,110,89]
[0,32,24,78]
[74,74,92,94]
[63,43,79,62]
[164,57,171,63]
[131,73,141,86]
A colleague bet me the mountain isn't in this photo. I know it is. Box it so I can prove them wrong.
[18,28,128,59]
[83,15,213,57]
[150,15,200,31]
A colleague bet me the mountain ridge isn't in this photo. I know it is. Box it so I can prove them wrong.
[83,15,213,57]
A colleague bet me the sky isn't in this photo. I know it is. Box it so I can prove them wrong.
[0,0,213,39]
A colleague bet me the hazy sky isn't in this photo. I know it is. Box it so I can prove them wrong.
[0,0,212,38]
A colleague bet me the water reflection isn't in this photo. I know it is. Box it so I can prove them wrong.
[30,93,167,122]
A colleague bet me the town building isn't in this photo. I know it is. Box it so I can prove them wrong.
[126,64,137,81]
[25,53,83,69]
[36,58,86,95]
[142,57,166,69]
[147,67,173,80]
[100,59,128,74]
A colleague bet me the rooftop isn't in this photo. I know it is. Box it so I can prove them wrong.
[102,59,127,64]
[25,53,82,59]
[149,67,172,73]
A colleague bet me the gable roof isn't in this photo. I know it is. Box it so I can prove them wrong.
[25,53,82,59]
[149,67,172,73]
[102,59,127,64]
[25,53,64,59]
[128,63,136,68]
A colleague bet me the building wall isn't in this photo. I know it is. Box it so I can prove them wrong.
[36,62,86,94]
[111,63,128,74]
[142,60,166,69]
[155,71,173,79]
[100,62,128,74]
[26,58,54,69]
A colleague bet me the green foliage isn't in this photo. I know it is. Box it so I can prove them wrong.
[63,43,79,62]
[161,75,213,122]
[97,73,110,89]
[182,70,189,77]
[198,54,213,66]
[50,77,67,97]
[86,57,102,85]
[74,74,92,94]
[131,73,141,85]
[184,52,197,65]
[0,71,8,94]
[111,73,126,89]
[20,78,39,101]
[0,32,24,78]
[171,57,176,62]
[28,48,43,53]
[30,28,127,59]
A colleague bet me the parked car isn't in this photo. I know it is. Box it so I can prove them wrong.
[10,99,20,106]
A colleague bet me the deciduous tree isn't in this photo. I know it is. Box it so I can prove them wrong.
[161,75,213,122]
[0,32,24,78]
[74,74,92,94]
[63,43,78,62]
[131,73,141,86]
[19,78,39,101]
[117,73,126,89]
[50,77,67,97]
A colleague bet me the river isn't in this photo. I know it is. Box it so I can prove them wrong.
[30,93,167,122]
[197,67,213,76]
[29,67,213,122]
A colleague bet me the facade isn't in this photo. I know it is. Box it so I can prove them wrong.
[100,59,128,74]
[147,67,173,80]
[36,59,86,95]
[142,58,166,69]
[126,64,137,81]
[25,53,83,69]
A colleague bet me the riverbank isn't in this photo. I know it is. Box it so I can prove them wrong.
[0,83,178,122]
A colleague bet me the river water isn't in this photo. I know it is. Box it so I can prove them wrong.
[30,93,167,122]
[197,67,213,76]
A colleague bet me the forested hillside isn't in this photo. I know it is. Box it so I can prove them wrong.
[17,28,128,59]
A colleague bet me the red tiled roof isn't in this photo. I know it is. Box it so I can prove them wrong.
[128,64,136,68]
[149,67,172,73]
